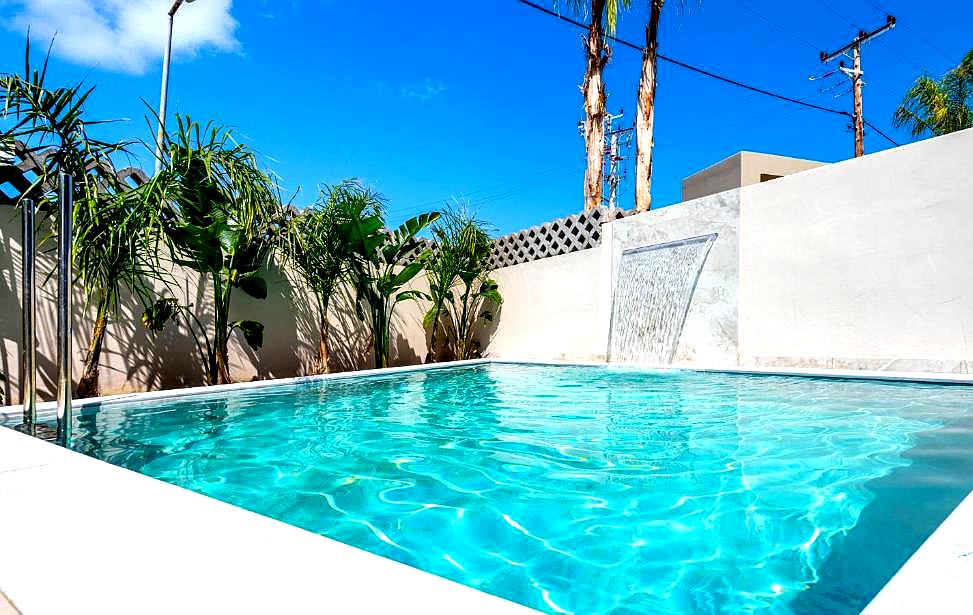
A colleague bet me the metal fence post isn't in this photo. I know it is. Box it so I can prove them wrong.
[56,174,73,446]
[19,199,36,436]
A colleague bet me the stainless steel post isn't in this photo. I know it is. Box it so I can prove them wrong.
[20,199,36,435]
[56,174,73,446]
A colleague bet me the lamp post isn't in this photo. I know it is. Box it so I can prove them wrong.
[153,0,196,176]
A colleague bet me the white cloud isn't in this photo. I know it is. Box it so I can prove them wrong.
[3,0,240,74]
[401,78,446,101]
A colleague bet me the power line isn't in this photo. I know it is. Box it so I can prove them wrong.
[860,0,958,65]
[811,0,924,72]
[863,118,899,146]
[389,163,584,216]
[396,0,906,217]
[515,0,902,147]
[820,14,897,156]
[467,167,581,208]
[730,0,820,52]
[516,0,851,118]
[389,164,578,215]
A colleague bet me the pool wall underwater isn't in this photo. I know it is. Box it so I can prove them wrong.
[1,359,972,614]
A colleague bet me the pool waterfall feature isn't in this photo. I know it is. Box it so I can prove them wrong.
[609,234,718,364]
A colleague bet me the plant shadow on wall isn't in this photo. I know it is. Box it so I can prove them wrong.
[120,277,206,391]
[2,38,502,395]
[0,208,21,404]
[233,261,306,382]
[423,205,502,363]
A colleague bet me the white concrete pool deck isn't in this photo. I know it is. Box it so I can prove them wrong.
[2,358,972,613]
[0,425,535,614]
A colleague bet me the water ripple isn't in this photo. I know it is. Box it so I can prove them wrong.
[70,364,973,614]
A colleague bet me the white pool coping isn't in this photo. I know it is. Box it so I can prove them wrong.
[0,425,535,615]
[2,358,972,613]
[862,488,973,614]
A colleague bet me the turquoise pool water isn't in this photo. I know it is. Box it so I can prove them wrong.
[71,363,973,614]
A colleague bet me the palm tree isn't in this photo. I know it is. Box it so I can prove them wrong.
[564,0,631,211]
[74,188,160,397]
[145,115,284,385]
[2,40,158,398]
[893,49,973,138]
[424,206,501,362]
[634,0,663,213]
[285,181,382,374]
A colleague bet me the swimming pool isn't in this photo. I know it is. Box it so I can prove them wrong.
[69,362,973,614]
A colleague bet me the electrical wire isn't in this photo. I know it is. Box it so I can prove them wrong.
[396,0,905,217]
[811,0,925,72]
[515,0,854,118]
[859,0,959,65]
[516,0,902,148]
[729,0,820,52]
[388,164,581,216]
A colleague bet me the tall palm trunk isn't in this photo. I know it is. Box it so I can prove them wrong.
[314,294,331,374]
[373,303,390,369]
[635,0,663,213]
[213,279,232,385]
[76,294,110,398]
[582,0,610,211]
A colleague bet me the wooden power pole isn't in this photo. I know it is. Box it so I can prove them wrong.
[820,15,896,157]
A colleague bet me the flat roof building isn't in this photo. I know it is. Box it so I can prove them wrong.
[682,151,826,202]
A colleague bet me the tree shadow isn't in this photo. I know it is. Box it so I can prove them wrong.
[0,206,21,403]
[328,285,371,372]
[233,262,312,381]
[475,307,502,357]
[115,274,206,391]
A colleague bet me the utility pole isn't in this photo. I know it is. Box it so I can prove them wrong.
[820,15,896,158]
[603,111,633,212]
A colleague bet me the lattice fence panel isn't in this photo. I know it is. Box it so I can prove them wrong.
[488,206,631,270]
[0,141,150,205]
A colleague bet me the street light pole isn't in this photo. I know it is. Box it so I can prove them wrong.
[153,0,195,176]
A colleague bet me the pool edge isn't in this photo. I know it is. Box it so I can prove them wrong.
[3,357,972,613]
[0,358,492,424]
[862,487,973,614]
[0,425,538,615]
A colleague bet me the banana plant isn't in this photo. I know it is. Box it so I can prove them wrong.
[340,199,439,369]
[143,116,282,385]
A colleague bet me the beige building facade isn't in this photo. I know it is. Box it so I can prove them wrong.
[682,151,826,201]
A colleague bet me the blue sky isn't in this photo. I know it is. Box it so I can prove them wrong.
[2,0,970,234]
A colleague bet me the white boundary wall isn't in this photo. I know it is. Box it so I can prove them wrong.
[738,128,973,372]
[482,128,973,373]
[3,128,971,402]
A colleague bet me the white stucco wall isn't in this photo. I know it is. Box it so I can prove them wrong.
[738,128,973,372]
[481,239,612,362]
